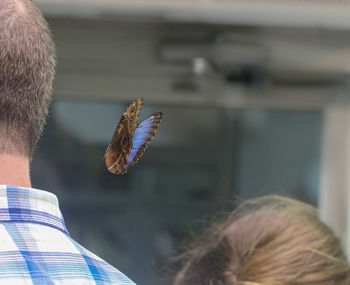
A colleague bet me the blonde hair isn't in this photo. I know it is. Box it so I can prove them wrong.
[174,196,350,285]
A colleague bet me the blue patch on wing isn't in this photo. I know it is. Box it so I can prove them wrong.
[126,116,155,164]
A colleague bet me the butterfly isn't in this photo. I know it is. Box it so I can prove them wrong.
[105,98,163,174]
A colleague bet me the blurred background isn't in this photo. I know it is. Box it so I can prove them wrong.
[30,1,350,284]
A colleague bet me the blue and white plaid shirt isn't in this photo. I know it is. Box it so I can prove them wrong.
[0,185,136,285]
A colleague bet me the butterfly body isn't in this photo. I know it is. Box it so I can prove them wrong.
[105,98,163,174]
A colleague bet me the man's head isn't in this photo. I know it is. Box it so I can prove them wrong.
[0,0,55,157]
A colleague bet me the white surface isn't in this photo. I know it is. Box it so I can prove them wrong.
[34,0,350,29]
[320,104,350,256]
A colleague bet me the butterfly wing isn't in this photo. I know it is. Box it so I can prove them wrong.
[123,97,144,137]
[125,112,163,169]
[106,98,143,151]
[105,98,144,174]
[104,115,132,174]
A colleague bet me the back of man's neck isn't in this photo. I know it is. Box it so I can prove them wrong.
[0,154,31,188]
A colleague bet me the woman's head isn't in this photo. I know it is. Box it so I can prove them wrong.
[174,196,350,285]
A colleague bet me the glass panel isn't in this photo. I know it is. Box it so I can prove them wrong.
[31,99,322,285]
[238,110,322,205]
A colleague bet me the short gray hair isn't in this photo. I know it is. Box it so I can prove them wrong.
[0,0,56,156]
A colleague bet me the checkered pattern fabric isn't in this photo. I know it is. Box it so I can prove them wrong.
[0,185,136,285]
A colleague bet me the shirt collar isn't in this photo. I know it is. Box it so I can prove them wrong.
[0,185,69,235]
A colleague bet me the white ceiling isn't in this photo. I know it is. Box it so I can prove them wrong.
[34,0,350,29]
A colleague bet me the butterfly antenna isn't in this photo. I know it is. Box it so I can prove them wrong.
[98,129,109,140]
